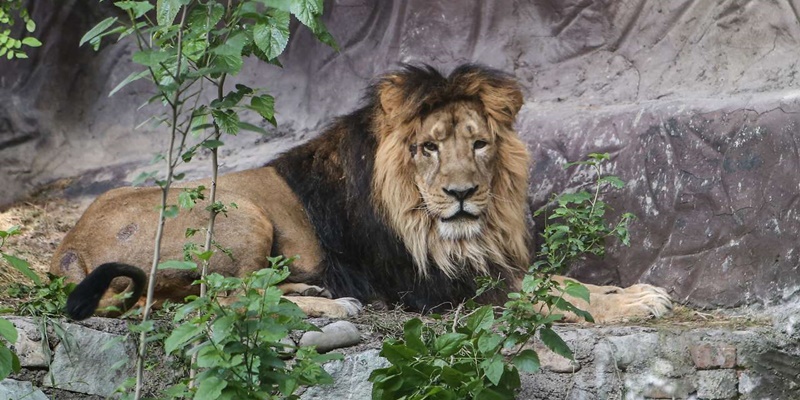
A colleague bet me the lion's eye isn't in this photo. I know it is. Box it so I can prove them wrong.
[422,142,438,153]
[473,140,488,150]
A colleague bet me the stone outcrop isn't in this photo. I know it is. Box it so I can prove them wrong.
[2,0,800,309]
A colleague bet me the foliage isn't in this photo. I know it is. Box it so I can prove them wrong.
[154,256,340,399]
[369,154,633,399]
[0,0,41,60]
[3,234,76,367]
[533,152,635,275]
[7,274,75,319]
[80,0,337,397]
[0,226,30,380]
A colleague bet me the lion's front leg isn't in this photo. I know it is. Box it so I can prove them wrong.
[550,276,672,324]
[285,296,363,318]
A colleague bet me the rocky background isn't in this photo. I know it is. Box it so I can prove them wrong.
[3,0,800,310]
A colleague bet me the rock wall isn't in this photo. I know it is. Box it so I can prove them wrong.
[4,315,799,399]
[3,0,800,308]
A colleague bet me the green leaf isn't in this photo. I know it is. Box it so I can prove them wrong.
[539,327,573,360]
[402,318,427,355]
[434,333,467,357]
[21,37,40,47]
[2,254,41,286]
[521,275,541,293]
[25,19,35,33]
[178,192,194,209]
[0,346,17,380]
[132,49,172,68]
[0,319,18,344]
[131,171,157,186]
[79,17,118,47]
[379,343,419,364]
[599,175,626,189]
[563,280,590,303]
[588,152,610,161]
[249,94,275,122]
[238,121,268,135]
[557,191,592,205]
[476,332,504,355]
[114,1,155,18]
[195,375,226,400]
[163,205,179,218]
[253,11,290,60]
[482,356,504,386]
[164,323,204,354]
[128,320,155,333]
[309,15,338,51]
[201,139,224,149]
[194,250,214,261]
[158,260,197,270]
[513,349,540,373]
[212,109,240,135]
[109,70,148,97]
[465,305,494,333]
[212,32,248,56]
[290,0,322,29]
[156,0,182,26]
[475,387,509,400]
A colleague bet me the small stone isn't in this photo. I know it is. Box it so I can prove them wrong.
[0,379,48,400]
[690,344,736,369]
[605,333,659,370]
[738,371,760,396]
[279,337,297,358]
[299,321,361,353]
[301,349,389,400]
[643,377,694,399]
[7,319,49,368]
[697,369,738,399]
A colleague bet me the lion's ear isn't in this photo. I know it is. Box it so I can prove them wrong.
[452,66,524,126]
[478,78,523,126]
[377,74,408,120]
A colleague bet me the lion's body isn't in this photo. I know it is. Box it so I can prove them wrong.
[53,64,671,322]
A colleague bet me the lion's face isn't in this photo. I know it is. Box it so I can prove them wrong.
[412,102,495,240]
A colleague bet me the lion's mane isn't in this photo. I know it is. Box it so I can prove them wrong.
[270,64,530,311]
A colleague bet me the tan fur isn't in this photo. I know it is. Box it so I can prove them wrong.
[373,100,528,279]
[53,65,671,322]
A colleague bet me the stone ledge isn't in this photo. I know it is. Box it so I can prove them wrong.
[1,316,797,399]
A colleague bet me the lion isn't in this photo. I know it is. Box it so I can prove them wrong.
[54,64,672,323]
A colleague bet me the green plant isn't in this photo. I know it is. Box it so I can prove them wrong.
[155,256,340,399]
[80,0,337,396]
[5,271,76,367]
[369,154,634,400]
[0,226,29,380]
[7,274,74,319]
[0,0,41,59]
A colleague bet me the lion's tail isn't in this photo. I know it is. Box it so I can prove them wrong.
[65,263,147,321]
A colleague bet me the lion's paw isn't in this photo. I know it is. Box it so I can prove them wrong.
[287,296,363,319]
[334,297,364,318]
[591,283,672,323]
[280,283,334,298]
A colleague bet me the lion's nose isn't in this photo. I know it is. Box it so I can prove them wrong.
[443,186,478,201]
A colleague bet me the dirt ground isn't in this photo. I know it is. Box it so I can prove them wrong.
[0,184,86,286]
